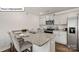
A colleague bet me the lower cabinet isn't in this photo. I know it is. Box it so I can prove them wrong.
[33,41,50,52]
[53,30,67,45]
[50,39,55,52]
[32,39,55,52]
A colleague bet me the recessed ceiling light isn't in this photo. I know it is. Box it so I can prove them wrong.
[40,12,44,15]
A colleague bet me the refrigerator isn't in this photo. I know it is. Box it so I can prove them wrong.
[67,16,79,50]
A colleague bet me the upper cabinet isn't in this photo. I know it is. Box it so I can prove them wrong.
[40,13,69,26]
[54,12,78,25]
[39,14,54,26]
[54,14,67,24]
[45,14,54,20]
[40,15,46,26]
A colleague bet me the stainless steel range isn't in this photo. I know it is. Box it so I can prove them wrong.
[67,16,79,50]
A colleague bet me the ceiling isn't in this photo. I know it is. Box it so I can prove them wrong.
[24,7,77,15]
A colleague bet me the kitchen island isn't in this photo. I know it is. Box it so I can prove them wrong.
[14,31,55,52]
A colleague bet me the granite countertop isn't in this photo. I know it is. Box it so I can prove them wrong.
[53,29,67,32]
[19,32,53,47]
[13,30,54,46]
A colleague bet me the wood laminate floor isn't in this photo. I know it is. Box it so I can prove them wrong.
[55,43,77,52]
[2,43,78,52]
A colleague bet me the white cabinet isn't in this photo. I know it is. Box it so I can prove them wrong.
[40,16,46,26]
[46,15,50,20]
[60,15,67,24]
[45,14,54,20]
[53,30,67,45]
[33,38,55,52]
[50,38,55,52]
[39,14,54,27]
[54,15,67,24]
[33,40,50,52]
[54,16,61,24]
[40,18,46,26]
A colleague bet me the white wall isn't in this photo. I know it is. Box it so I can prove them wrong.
[0,12,39,51]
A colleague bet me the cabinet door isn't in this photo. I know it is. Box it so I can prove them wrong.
[40,14,54,28]
[46,15,50,21]
[40,16,46,25]
[53,31,60,43]
[59,31,67,45]
[53,31,67,45]
[54,15,67,24]
[54,16,61,24]
[50,39,55,52]
[50,14,54,20]
[59,15,67,24]
[33,41,50,52]
[40,18,46,25]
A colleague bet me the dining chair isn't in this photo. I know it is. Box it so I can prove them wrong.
[8,31,32,52]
